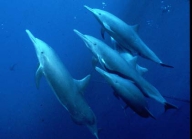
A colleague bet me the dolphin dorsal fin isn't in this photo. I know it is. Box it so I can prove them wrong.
[36,65,43,89]
[132,24,139,32]
[136,65,148,75]
[74,74,91,95]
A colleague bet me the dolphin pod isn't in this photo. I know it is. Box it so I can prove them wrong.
[25,30,99,139]
[84,5,174,68]
[24,4,178,139]
[73,29,177,112]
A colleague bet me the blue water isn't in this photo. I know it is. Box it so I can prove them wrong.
[0,0,190,139]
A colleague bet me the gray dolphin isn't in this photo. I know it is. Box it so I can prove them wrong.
[73,29,177,111]
[95,67,155,119]
[84,5,173,68]
[25,29,99,139]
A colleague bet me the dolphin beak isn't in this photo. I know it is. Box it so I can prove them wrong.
[73,29,91,45]
[73,29,86,40]
[95,67,106,77]
[84,5,94,13]
[95,67,112,82]
[25,29,36,44]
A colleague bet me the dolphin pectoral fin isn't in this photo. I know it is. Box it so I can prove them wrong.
[132,24,139,32]
[136,65,148,75]
[101,27,105,39]
[103,22,114,34]
[164,102,178,112]
[94,133,99,139]
[93,130,100,139]
[36,65,43,89]
[74,74,91,94]
[160,63,174,68]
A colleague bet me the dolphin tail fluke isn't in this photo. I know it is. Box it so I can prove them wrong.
[160,63,174,68]
[164,102,178,112]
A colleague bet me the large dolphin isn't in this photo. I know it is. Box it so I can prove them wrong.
[73,29,177,111]
[25,29,99,139]
[95,67,155,119]
[84,5,173,68]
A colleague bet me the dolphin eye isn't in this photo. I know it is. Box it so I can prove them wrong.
[93,43,97,45]
[99,13,101,15]
[41,51,44,54]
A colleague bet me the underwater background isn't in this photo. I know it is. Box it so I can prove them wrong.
[0,0,190,139]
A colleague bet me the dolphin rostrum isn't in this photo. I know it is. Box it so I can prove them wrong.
[95,67,155,119]
[84,5,173,68]
[25,29,99,139]
[73,29,177,112]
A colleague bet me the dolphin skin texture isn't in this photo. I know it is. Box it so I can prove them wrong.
[95,67,156,119]
[84,5,173,68]
[25,29,99,139]
[73,29,177,112]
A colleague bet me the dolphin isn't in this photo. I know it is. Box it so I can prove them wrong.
[95,67,156,119]
[73,29,177,111]
[25,29,99,139]
[84,5,173,68]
